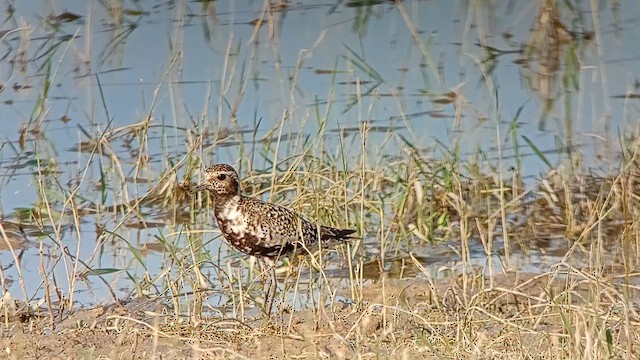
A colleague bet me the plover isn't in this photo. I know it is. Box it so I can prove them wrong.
[192,163,357,260]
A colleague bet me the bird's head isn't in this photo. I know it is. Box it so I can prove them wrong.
[192,163,240,198]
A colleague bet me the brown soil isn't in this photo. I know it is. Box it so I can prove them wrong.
[1,271,637,359]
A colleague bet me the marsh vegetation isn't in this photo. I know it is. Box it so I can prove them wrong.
[0,0,639,358]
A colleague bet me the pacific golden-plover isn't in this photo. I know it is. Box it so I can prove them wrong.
[192,163,357,259]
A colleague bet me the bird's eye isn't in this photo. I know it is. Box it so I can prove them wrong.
[217,174,227,181]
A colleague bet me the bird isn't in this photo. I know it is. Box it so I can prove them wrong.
[192,163,357,260]
[192,163,357,315]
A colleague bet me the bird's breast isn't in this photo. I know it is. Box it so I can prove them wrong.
[215,200,271,255]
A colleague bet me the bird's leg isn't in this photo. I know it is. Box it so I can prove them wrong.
[267,265,277,318]
[260,257,277,319]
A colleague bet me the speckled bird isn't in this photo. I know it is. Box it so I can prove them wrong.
[192,164,357,259]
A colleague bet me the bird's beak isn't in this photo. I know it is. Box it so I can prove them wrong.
[191,183,208,194]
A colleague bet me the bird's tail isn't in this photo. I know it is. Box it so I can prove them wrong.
[320,226,359,243]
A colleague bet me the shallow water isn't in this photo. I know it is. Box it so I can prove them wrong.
[0,1,638,311]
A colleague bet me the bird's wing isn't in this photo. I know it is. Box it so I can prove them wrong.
[240,197,316,245]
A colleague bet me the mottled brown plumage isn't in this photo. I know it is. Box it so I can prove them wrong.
[193,164,357,259]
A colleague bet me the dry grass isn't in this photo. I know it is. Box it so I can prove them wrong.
[0,0,638,359]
